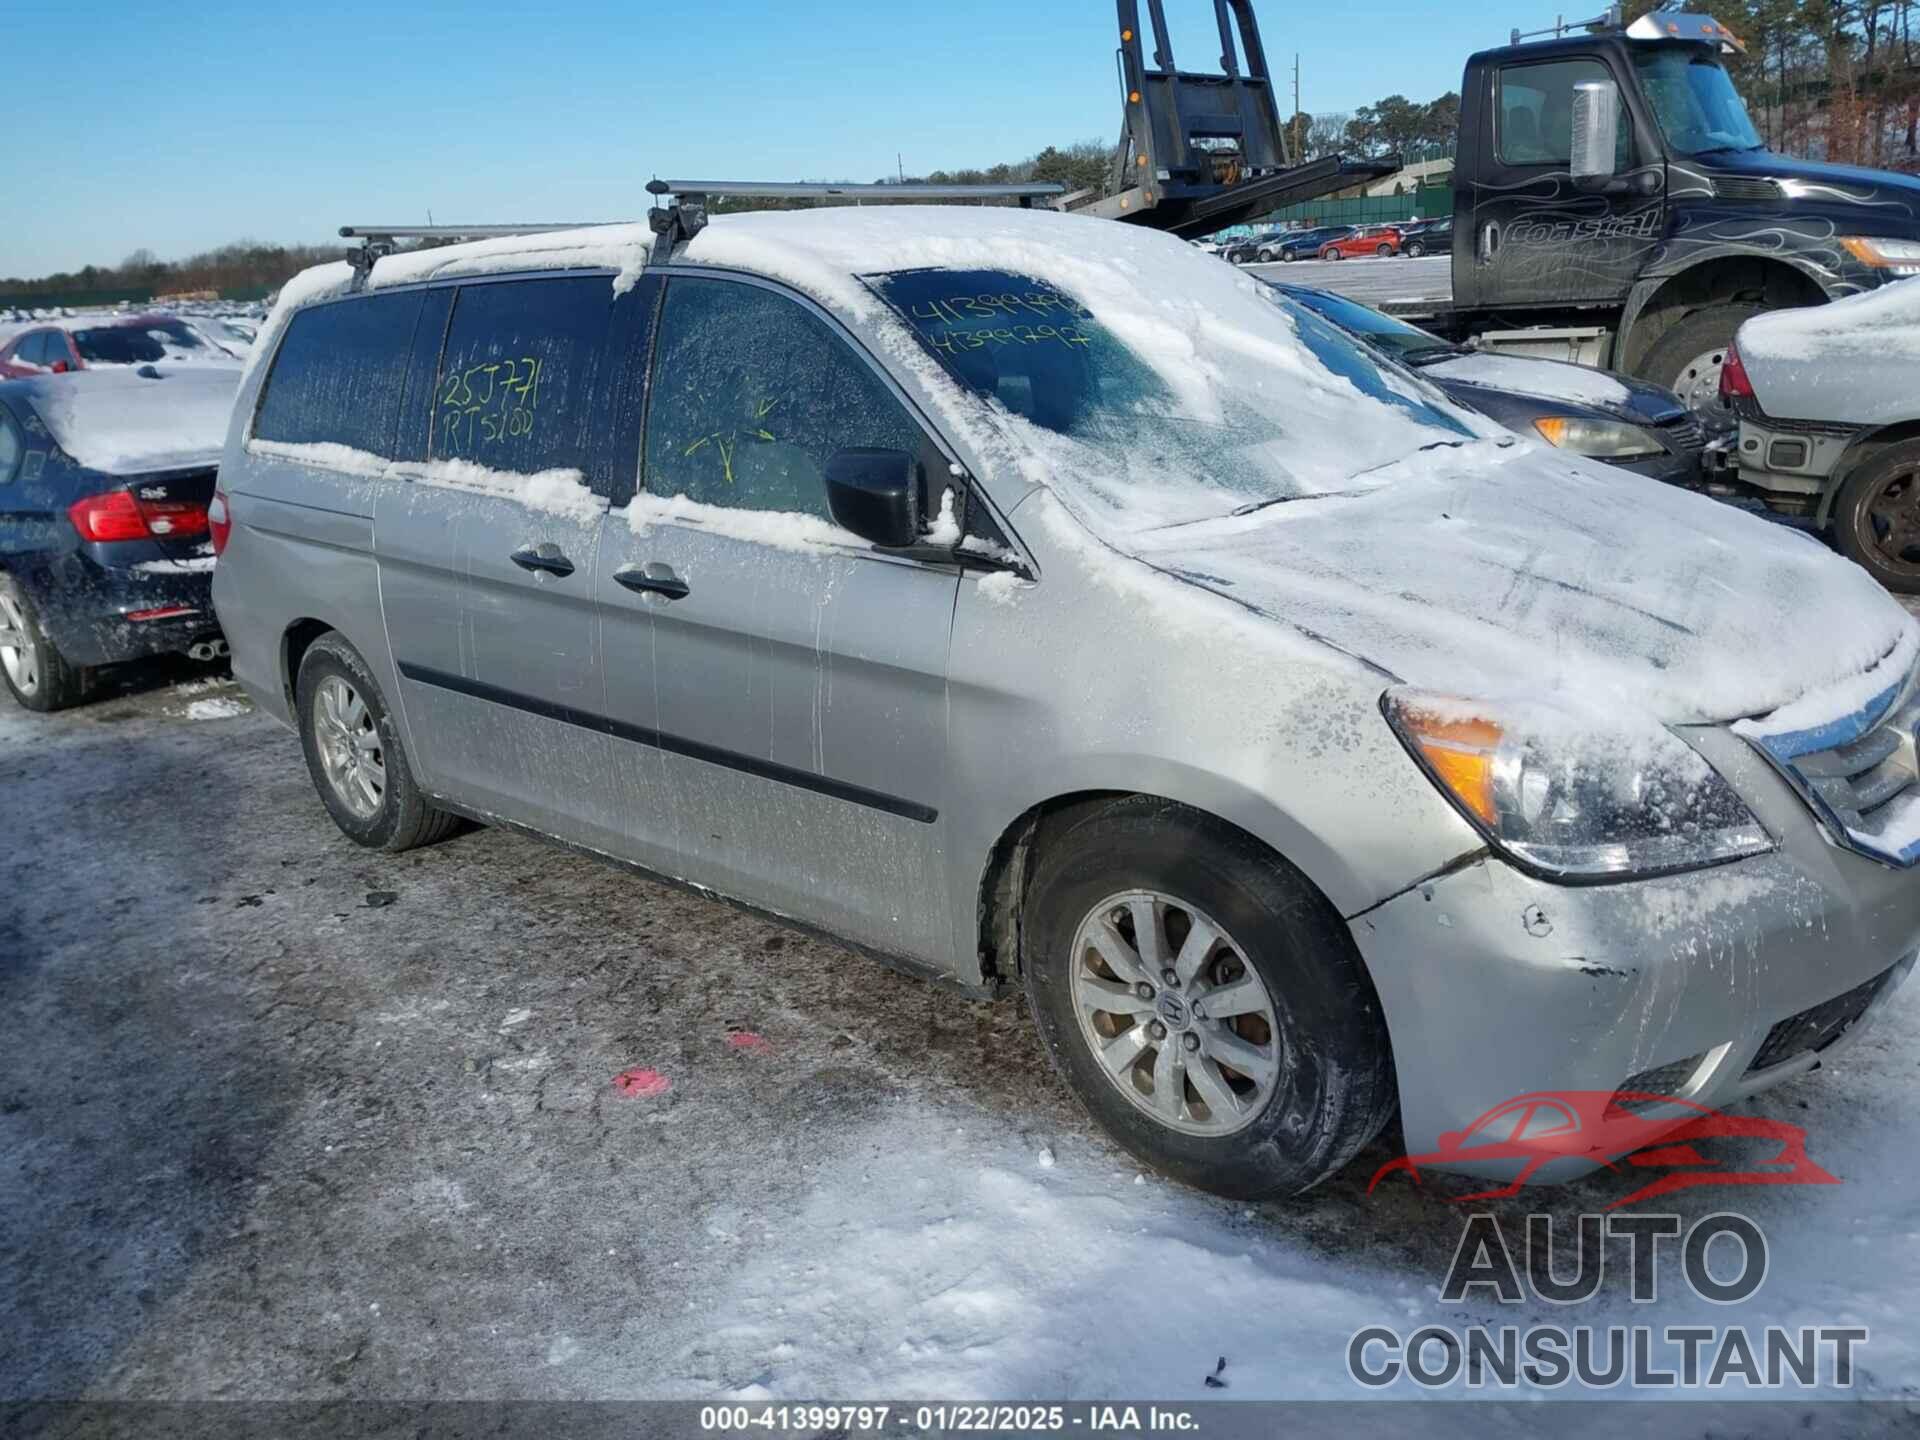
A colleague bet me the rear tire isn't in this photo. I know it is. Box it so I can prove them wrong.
[1021,796,1397,1199]
[1376,244,1393,257]
[1832,439,1920,596]
[1634,302,1765,410]
[0,575,88,712]
[295,632,459,851]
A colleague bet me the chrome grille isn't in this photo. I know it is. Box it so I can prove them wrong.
[1742,671,1920,867]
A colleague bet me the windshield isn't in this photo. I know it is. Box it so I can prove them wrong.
[1633,47,1763,155]
[863,266,1479,531]
[1275,286,1457,362]
[71,327,166,365]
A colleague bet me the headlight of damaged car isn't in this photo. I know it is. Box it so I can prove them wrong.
[1385,692,1774,880]
[1532,416,1665,459]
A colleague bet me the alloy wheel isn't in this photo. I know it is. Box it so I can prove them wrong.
[0,592,39,698]
[1069,889,1283,1137]
[313,675,386,819]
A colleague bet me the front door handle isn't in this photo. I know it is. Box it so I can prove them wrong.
[511,544,576,578]
[1479,221,1501,264]
[613,562,690,601]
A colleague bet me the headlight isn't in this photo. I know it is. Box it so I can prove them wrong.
[1532,415,1665,459]
[1384,692,1774,880]
[1840,236,1920,271]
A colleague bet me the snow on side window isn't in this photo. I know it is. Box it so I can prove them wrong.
[431,277,614,478]
[254,291,424,457]
[0,407,22,483]
[643,278,933,521]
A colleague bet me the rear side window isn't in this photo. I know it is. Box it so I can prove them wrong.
[254,291,426,456]
[0,407,21,483]
[431,277,615,476]
[72,327,166,365]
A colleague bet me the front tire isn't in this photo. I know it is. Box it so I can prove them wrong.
[1405,241,1426,258]
[1320,248,1342,261]
[1635,302,1765,410]
[1833,439,1920,595]
[0,575,88,712]
[1022,797,1397,1199]
[296,632,459,851]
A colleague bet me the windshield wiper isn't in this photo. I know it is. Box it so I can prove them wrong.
[1402,347,1466,367]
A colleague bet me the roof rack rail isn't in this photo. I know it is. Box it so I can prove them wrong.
[643,178,1068,262]
[337,222,621,285]
[1509,3,1620,45]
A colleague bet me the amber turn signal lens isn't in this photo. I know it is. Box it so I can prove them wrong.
[1396,710,1503,826]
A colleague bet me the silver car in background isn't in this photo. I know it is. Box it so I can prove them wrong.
[1722,277,1920,592]
[212,207,1919,1197]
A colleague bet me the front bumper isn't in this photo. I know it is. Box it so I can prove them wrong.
[1352,722,1920,1181]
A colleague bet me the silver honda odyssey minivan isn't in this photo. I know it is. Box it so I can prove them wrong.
[213,204,1919,1197]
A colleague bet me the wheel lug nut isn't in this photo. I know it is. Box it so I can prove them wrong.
[1182,1033,1200,1053]
[1135,982,1154,1001]
[1192,1003,1206,1020]
[1148,1020,1168,1041]
[1161,968,1179,986]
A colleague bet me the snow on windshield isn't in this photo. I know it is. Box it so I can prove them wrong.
[682,208,1509,532]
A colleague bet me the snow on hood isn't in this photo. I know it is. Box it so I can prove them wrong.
[20,366,239,475]
[1739,275,1920,363]
[1420,351,1678,419]
[1121,448,1915,727]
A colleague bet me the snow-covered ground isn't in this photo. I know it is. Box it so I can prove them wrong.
[1,664,1917,1428]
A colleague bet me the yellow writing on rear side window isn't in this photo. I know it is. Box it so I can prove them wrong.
[437,356,542,450]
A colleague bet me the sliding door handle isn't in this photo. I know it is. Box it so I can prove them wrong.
[614,562,690,600]
[510,545,576,578]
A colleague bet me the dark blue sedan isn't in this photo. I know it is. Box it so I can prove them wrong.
[0,366,235,710]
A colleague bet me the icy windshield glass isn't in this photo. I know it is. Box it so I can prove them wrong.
[1276,286,1457,362]
[72,328,166,365]
[864,266,1477,529]
[1633,48,1763,155]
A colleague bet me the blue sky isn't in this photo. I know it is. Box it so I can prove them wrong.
[5,1,1536,277]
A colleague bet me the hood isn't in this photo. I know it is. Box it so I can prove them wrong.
[1704,149,1920,222]
[20,366,238,475]
[1420,352,1685,424]
[1119,445,1913,727]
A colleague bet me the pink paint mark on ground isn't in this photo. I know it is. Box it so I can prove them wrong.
[612,1066,671,1098]
[726,1031,771,1054]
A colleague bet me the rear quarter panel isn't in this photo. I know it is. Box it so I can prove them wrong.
[213,373,398,743]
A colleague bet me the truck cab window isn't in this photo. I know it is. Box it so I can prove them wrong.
[1632,48,1763,156]
[1496,59,1632,168]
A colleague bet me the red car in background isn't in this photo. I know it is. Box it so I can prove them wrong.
[0,315,241,378]
[1319,225,1403,260]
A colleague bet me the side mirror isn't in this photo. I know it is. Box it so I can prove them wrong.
[1570,80,1621,187]
[825,448,921,548]
[49,360,69,374]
